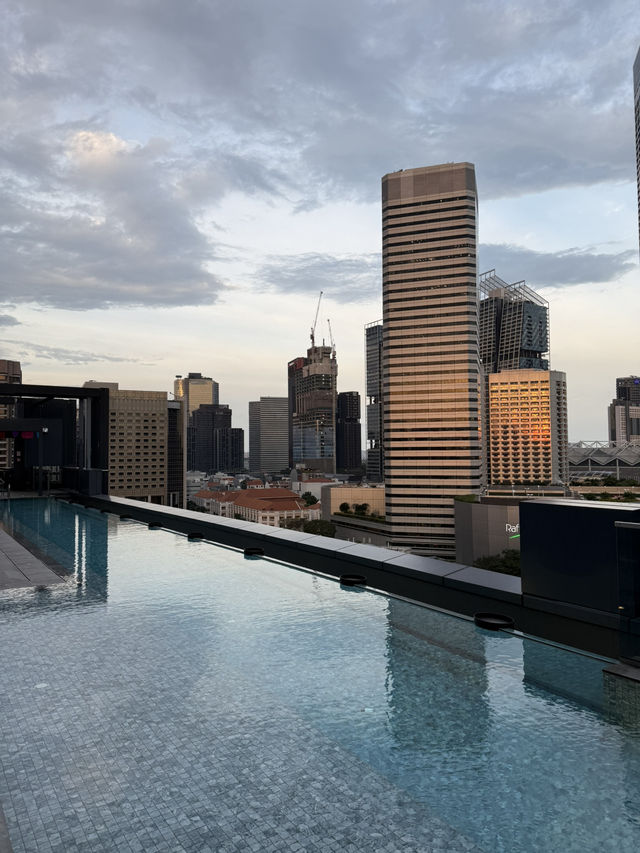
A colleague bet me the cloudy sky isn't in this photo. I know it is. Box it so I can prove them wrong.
[1,0,639,440]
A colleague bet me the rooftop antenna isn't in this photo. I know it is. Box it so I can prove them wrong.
[310,290,323,347]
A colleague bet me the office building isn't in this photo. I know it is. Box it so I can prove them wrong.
[190,403,244,472]
[288,345,337,474]
[174,372,219,416]
[488,369,568,486]
[0,360,22,471]
[336,391,362,472]
[381,163,482,557]
[84,382,169,504]
[608,376,640,444]
[213,427,244,473]
[635,44,640,254]
[478,271,549,374]
[365,321,384,482]
[248,397,289,474]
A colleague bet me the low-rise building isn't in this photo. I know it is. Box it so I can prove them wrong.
[320,484,385,519]
[321,484,388,546]
[193,487,321,528]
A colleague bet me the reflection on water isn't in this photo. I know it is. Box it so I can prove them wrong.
[0,498,109,611]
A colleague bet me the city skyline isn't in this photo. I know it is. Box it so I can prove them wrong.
[1,4,639,441]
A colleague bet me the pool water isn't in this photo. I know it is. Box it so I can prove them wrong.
[1,498,639,852]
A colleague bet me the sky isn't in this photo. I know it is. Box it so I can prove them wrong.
[1,0,639,441]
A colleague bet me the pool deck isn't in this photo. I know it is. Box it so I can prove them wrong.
[0,528,64,591]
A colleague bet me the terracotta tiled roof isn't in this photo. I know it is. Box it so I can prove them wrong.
[198,486,306,513]
[233,488,305,512]
[195,489,240,501]
[193,489,217,499]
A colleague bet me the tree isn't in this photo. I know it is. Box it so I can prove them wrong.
[301,491,318,506]
[474,549,520,576]
[353,503,370,515]
[339,502,351,513]
[281,517,305,530]
[302,519,336,538]
[240,480,248,489]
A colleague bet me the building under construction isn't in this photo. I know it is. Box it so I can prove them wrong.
[287,294,338,474]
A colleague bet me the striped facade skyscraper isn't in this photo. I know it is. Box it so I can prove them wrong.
[381,163,482,558]
[249,397,289,474]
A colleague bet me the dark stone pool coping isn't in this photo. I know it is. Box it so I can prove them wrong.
[70,494,632,662]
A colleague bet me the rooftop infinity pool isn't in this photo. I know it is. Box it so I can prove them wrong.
[0,498,639,852]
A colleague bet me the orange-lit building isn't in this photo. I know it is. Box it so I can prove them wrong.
[488,370,568,486]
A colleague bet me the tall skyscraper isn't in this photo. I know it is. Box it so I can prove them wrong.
[608,376,640,444]
[365,321,384,482]
[0,359,22,472]
[381,163,482,558]
[288,345,337,474]
[248,397,289,474]
[336,391,362,472]
[478,271,549,373]
[174,373,219,416]
[635,45,640,254]
[488,370,568,486]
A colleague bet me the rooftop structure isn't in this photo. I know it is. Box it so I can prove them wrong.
[0,382,109,493]
[478,270,549,374]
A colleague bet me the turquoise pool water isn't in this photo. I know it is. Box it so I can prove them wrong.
[0,498,639,852]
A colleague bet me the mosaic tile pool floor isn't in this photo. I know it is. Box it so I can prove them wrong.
[1,498,639,852]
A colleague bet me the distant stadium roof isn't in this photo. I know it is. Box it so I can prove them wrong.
[568,441,640,467]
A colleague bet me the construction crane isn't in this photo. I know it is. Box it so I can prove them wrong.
[327,318,336,358]
[310,291,323,347]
